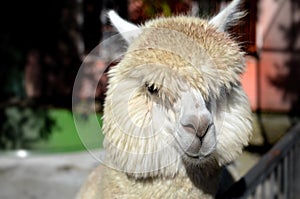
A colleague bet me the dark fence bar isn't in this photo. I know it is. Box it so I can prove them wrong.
[220,123,300,199]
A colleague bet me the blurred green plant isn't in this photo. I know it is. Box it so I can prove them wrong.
[0,106,56,150]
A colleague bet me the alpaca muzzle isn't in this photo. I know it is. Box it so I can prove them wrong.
[176,89,216,158]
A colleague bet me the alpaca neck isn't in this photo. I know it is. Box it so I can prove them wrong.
[104,164,222,199]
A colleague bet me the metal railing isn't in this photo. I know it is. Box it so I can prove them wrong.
[220,123,300,199]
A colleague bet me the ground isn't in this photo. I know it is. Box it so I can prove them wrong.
[0,150,101,199]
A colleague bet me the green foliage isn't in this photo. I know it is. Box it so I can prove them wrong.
[0,106,55,149]
[0,107,103,152]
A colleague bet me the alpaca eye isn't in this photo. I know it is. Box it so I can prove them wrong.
[145,82,159,95]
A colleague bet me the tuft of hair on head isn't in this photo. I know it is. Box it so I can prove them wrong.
[209,0,246,32]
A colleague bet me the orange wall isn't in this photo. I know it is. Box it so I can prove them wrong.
[241,0,300,113]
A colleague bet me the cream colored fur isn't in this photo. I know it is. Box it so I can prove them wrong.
[76,0,252,198]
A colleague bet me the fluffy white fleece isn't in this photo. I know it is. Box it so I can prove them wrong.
[76,0,252,198]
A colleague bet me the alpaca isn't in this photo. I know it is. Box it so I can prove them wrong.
[76,0,252,198]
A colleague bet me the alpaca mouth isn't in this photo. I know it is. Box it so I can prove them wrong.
[177,123,215,158]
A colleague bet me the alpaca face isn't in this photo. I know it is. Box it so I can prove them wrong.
[103,0,252,178]
[103,59,218,178]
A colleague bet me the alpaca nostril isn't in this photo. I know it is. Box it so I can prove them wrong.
[198,123,213,141]
[180,115,199,134]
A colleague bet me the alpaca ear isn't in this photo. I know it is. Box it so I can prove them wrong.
[107,10,142,44]
[209,0,245,32]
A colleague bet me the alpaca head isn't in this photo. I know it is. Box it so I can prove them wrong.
[102,0,252,179]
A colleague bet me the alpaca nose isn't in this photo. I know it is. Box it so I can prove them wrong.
[180,111,212,138]
[179,90,212,138]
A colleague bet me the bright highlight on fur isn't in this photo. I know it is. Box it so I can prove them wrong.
[77,0,252,198]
